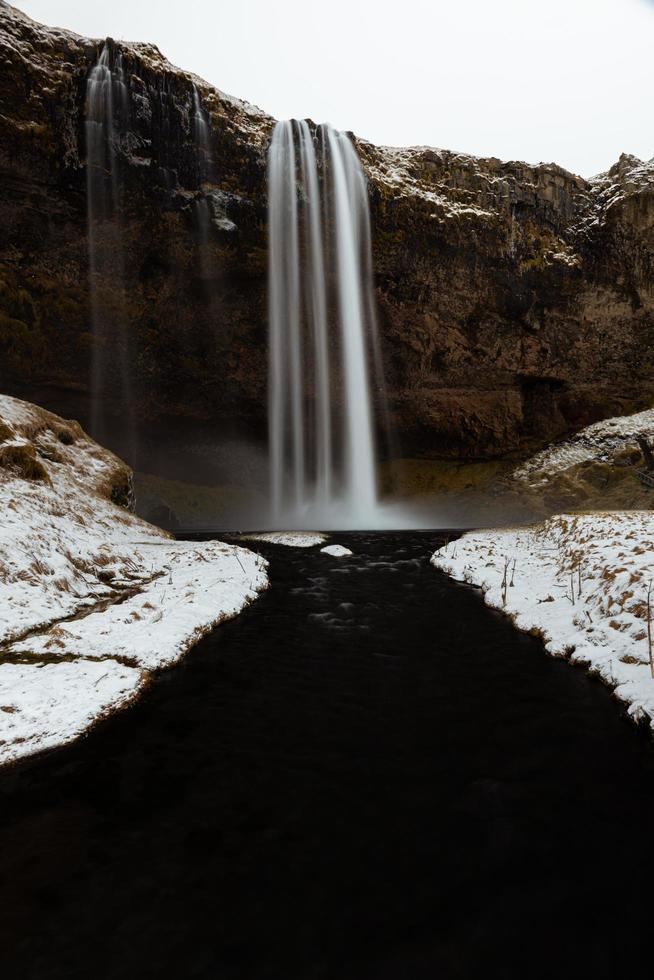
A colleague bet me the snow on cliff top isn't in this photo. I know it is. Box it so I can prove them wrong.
[0,0,272,142]
[510,407,654,488]
[432,512,654,730]
[0,394,268,765]
[361,141,590,224]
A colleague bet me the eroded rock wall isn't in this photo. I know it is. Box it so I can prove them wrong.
[1,0,653,466]
[364,145,654,456]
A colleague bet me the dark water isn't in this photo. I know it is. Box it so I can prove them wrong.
[2,532,654,980]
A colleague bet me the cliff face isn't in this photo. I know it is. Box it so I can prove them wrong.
[1,0,653,469]
[364,145,654,457]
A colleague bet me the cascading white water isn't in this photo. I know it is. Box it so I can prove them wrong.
[325,126,377,515]
[85,43,132,451]
[192,84,212,183]
[192,84,213,266]
[86,45,124,224]
[190,84,223,345]
[298,121,331,507]
[268,120,387,527]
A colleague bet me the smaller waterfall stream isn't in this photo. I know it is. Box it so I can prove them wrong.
[191,84,213,266]
[85,43,133,455]
[190,84,223,346]
[192,84,212,182]
[268,121,389,528]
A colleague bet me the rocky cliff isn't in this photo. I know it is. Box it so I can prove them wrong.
[1,0,653,477]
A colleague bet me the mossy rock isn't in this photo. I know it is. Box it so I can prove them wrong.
[381,457,511,497]
[613,446,641,466]
[577,460,630,491]
[134,471,265,528]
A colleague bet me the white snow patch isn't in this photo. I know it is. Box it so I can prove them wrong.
[0,394,268,765]
[511,407,654,488]
[320,544,353,557]
[9,540,268,671]
[239,531,328,548]
[0,661,145,765]
[432,512,654,730]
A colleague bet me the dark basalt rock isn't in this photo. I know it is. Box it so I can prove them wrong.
[1,0,653,468]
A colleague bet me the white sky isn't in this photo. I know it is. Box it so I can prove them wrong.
[12,0,654,176]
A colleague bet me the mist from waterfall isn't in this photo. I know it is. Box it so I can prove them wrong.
[85,43,134,456]
[268,120,390,529]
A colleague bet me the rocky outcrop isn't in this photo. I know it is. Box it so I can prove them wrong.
[0,1,271,455]
[1,0,653,473]
[364,145,654,457]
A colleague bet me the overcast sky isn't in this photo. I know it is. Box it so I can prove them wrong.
[12,0,654,176]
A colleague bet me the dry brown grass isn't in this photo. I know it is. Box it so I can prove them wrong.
[56,427,75,445]
[608,619,629,631]
[14,403,84,446]
[35,441,63,464]
[91,552,116,568]
[630,600,648,619]
[601,566,628,582]
[29,557,52,576]
[0,443,50,483]
[63,549,94,577]
[619,654,644,664]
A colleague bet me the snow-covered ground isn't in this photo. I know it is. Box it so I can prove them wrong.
[0,395,268,765]
[320,544,353,557]
[238,531,328,548]
[432,512,654,729]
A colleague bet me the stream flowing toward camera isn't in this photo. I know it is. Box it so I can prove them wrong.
[2,532,654,979]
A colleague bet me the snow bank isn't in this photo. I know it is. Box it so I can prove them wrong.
[320,544,353,557]
[0,661,145,762]
[432,512,654,729]
[0,395,268,765]
[238,531,328,548]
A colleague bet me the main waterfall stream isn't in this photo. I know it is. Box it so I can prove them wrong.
[268,121,389,528]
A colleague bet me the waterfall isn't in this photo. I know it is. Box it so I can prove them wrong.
[268,120,388,527]
[190,84,220,339]
[85,42,133,455]
[192,84,212,183]
[191,84,213,254]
